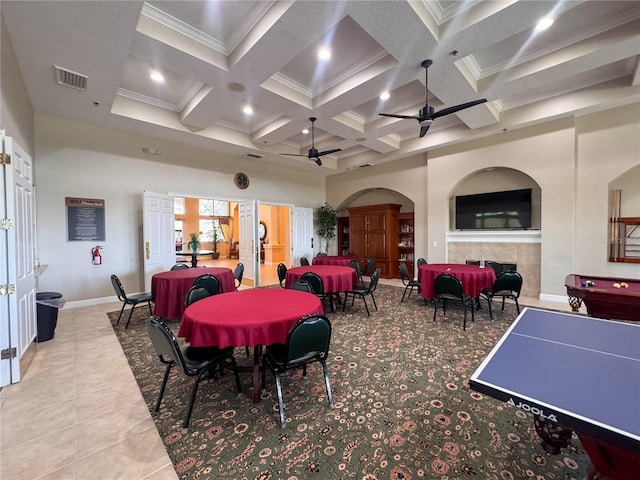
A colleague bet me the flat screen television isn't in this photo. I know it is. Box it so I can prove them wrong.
[455,188,532,230]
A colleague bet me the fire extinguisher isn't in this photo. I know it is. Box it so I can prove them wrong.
[92,246,102,265]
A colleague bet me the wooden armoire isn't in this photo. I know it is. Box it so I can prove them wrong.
[348,204,401,278]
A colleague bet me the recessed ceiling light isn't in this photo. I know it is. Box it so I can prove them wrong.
[535,17,554,31]
[302,128,309,134]
[356,137,367,142]
[150,70,164,83]
[243,105,253,115]
[318,47,331,60]
[142,147,161,155]
[379,91,390,101]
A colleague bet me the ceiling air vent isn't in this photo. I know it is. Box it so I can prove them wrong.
[244,153,263,159]
[54,65,88,91]
[358,163,374,168]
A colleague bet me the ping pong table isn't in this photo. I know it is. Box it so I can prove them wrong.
[470,308,640,480]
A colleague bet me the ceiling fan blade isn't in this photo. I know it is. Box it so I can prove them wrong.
[316,148,341,157]
[313,157,322,166]
[431,99,487,119]
[280,153,309,157]
[379,113,420,120]
[419,124,431,138]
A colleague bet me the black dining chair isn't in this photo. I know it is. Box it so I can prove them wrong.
[146,316,241,433]
[347,260,365,287]
[233,263,244,290]
[110,274,154,329]
[185,285,211,306]
[193,274,220,295]
[479,271,523,320]
[289,280,314,293]
[399,262,421,302]
[300,256,310,266]
[277,263,288,288]
[171,263,190,270]
[343,267,381,317]
[300,271,333,313]
[432,273,475,331]
[261,314,334,428]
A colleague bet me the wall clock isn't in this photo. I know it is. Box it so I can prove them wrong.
[234,172,249,190]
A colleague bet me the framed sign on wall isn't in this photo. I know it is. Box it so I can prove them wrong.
[66,197,106,241]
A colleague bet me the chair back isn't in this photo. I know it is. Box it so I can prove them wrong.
[146,316,187,372]
[493,271,523,297]
[417,258,427,267]
[300,256,310,266]
[290,280,313,293]
[193,274,220,295]
[233,263,244,287]
[347,252,357,257]
[300,272,324,294]
[185,285,211,306]
[363,256,376,275]
[277,263,288,287]
[171,263,189,270]
[434,273,464,300]
[347,260,363,284]
[284,314,332,367]
[316,252,327,256]
[110,274,128,302]
[367,268,381,293]
[398,262,411,285]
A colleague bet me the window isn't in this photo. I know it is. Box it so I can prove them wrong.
[199,199,228,217]
[174,197,185,215]
[199,219,225,242]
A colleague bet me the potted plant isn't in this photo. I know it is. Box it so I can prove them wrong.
[211,227,220,259]
[187,233,200,252]
[315,203,339,254]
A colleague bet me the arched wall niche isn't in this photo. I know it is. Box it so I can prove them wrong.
[448,167,542,231]
[336,188,413,214]
[609,164,640,217]
[446,167,542,298]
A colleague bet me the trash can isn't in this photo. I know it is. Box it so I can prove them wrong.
[36,292,65,342]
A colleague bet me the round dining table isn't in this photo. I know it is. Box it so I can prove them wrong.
[312,255,356,266]
[285,265,357,292]
[178,288,323,402]
[151,267,235,319]
[418,263,496,299]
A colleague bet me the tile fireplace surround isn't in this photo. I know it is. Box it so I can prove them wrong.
[447,231,541,298]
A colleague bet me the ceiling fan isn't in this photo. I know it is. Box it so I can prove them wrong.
[280,117,341,166]
[379,59,487,138]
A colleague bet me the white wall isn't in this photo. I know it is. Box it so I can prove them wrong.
[34,115,325,302]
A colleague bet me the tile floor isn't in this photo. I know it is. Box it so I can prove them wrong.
[0,263,576,479]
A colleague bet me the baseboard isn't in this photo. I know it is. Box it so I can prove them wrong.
[539,293,569,304]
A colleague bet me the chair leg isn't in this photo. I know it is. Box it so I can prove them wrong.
[462,304,467,331]
[116,303,126,324]
[147,300,153,316]
[182,370,207,433]
[371,293,377,311]
[401,286,408,302]
[362,296,370,316]
[486,296,494,320]
[228,356,242,393]
[125,305,136,329]
[321,360,334,408]
[275,372,286,428]
[433,301,438,322]
[154,363,173,412]
[515,298,520,314]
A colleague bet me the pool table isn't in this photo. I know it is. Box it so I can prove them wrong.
[565,274,640,322]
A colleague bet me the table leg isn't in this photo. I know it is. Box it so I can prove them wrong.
[191,254,198,268]
[568,296,582,312]
[252,345,262,403]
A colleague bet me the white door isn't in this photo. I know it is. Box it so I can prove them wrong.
[292,207,314,266]
[0,136,36,386]
[143,191,174,292]
[239,200,259,286]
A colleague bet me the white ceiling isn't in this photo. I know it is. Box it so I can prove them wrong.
[3,1,640,176]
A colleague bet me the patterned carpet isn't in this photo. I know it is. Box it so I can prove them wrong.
[107,285,591,480]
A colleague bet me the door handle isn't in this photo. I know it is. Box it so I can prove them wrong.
[145,242,150,259]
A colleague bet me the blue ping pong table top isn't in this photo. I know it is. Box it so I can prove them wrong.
[469,307,640,452]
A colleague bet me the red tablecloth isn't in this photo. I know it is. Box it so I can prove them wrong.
[151,267,235,319]
[312,255,356,266]
[178,289,323,348]
[419,264,496,299]
[285,265,357,292]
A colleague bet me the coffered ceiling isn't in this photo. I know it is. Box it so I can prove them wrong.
[3,1,640,175]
